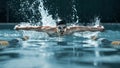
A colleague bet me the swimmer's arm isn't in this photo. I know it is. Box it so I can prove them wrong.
[42,27,57,33]
[14,25,57,32]
[67,26,104,33]
[14,25,43,31]
[66,26,89,33]
[87,26,105,32]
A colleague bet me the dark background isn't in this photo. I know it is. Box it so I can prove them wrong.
[0,0,120,23]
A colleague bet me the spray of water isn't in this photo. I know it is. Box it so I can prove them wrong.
[18,0,57,39]
[19,0,56,26]
[68,0,83,27]
[38,0,56,26]
[94,17,101,26]
[71,0,79,24]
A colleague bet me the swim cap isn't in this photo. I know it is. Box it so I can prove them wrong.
[56,18,66,25]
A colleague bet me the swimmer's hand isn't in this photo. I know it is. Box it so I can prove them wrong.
[14,25,31,30]
[14,25,21,30]
[14,24,27,30]
[93,25,105,32]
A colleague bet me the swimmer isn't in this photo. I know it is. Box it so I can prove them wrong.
[91,36,120,48]
[14,19,104,36]
[0,36,29,49]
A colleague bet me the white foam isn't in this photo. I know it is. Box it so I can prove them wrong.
[94,17,101,26]
[38,0,56,26]
[73,31,99,38]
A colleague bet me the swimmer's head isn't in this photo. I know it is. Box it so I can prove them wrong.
[56,18,66,26]
[56,18,67,34]
[56,18,67,29]
[22,36,29,41]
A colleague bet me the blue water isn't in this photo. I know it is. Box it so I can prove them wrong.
[0,24,120,68]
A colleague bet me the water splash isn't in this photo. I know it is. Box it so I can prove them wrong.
[73,31,100,38]
[18,0,57,38]
[19,0,56,26]
[72,0,79,24]
[22,31,49,39]
[68,0,80,27]
[94,17,101,26]
[38,0,56,26]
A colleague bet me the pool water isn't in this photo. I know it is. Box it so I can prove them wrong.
[0,24,120,68]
